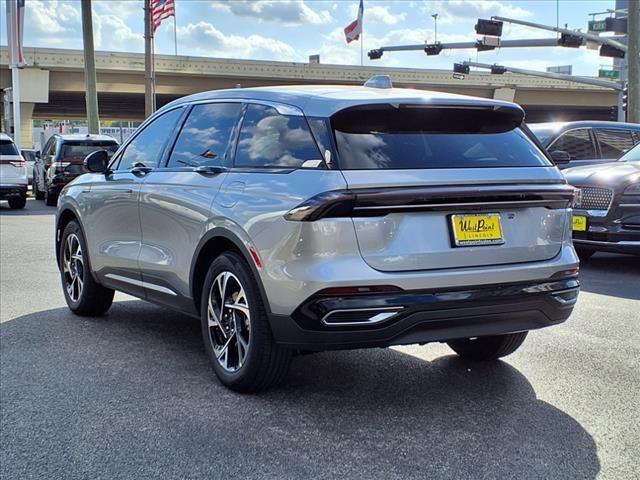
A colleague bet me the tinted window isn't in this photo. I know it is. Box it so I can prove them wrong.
[595,128,636,159]
[0,140,19,156]
[528,126,555,146]
[118,108,183,171]
[21,150,36,162]
[60,142,118,161]
[168,103,241,168]
[235,104,322,168]
[332,105,548,169]
[549,129,596,160]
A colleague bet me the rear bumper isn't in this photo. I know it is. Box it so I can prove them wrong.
[0,184,27,200]
[573,239,640,255]
[269,277,579,350]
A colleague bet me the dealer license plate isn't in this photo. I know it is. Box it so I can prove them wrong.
[572,215,587,232]
[451,213,504,247]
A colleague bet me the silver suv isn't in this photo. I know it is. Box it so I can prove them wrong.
[56,84,580,392]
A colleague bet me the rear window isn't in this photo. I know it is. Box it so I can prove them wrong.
[60,141,118,161]
[332,105,550,170]
[0,140,19,156]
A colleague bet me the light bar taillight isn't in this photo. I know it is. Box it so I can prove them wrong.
[8,160,25,167]
[285,184,578,221]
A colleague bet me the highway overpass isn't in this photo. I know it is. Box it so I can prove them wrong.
[1,46,620,147]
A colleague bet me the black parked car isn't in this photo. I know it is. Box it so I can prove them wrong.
[33,134,119,206]
[563,143,640,258]
[529,121,640,169]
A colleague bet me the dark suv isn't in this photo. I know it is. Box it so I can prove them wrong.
[529,121,640,169]
[33,134,119,206]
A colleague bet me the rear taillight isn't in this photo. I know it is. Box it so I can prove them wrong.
[51,161,71,169]
[570,187,581,208]
[551,267,579,279]
[9,160,25,168]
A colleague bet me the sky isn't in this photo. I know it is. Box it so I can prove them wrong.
[0,0,621,76]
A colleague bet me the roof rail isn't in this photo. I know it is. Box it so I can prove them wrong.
[364,75,393,89]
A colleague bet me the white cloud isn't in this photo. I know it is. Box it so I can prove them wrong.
[211,0,332,26]
[428,0,533,24]
[94,14,144,52]
[25,0,81,41]
[177,22,296,60]
[348,4,406,25]
[94,0,143,20]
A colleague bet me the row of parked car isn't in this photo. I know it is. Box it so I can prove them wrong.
[0,133,119,208]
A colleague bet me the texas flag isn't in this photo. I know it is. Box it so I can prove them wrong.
[344,0,364,44]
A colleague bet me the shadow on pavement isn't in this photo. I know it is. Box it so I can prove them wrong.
[579,252,640,300]
[1,301,600,480]
[0,198,55,216]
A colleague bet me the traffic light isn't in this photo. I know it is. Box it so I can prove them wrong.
[622,84,628,113]
[453,63,470,75]
[424,43,443,56]
[558,33,583,48]
[475,19,503,36]
[599,44,626,59]
[490,64,507,75]
[605,16,627,34]
[368,49,383,60]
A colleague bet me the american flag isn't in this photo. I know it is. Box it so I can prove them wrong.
[344,0,363,44]
[152,0,175,32]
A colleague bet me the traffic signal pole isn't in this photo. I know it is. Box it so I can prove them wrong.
[627,0,639,122]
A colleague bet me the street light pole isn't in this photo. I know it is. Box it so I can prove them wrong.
[432,14,439,43]
[81,0,100,134]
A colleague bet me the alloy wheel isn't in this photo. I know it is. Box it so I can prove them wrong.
[62,233,84,302]
[207,271,251,372]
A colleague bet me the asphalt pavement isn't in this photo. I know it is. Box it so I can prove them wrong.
[1,199,639,479]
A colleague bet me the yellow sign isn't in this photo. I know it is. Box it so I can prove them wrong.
[451,214,504,246]
[572,215,587,232]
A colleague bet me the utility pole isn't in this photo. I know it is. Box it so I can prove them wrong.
[627,0,639,122]
[81,0,100,134]
[144,0,156,117]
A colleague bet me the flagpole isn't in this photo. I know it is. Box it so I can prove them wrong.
[173,2,178,56]
[144,0,156,116]
[361,31,364,66]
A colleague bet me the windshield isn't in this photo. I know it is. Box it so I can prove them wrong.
[60,141,119,161]
[332,105,550,170]
[0,140,19,156]
[528,125,555,146]
[619,143,640,162]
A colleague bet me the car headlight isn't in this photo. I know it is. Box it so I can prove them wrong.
[623,183,640,195]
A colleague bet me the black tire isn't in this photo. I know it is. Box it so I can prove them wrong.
[447,332,528,361]
[8,195,26,209]
[200,251,291,393]
[59,220,114,316]
[34,178,44,200]
[44,187,57,206]
[576,247,595,261]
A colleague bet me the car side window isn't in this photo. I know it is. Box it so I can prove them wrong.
[549,128,596,160]
[235,104,322,168]
[167,103,242,168]
[595,128,635,159]
[117,108,183,171]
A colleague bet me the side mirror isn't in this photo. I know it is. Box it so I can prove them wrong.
[84,149,109,173]
[550,150,571,166]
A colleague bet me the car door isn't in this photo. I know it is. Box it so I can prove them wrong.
[593,128,636,162]
[138,102,242,308]
[548,128,598,168]
[84,107,184,297]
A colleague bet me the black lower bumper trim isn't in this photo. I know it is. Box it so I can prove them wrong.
[270,278,579,350]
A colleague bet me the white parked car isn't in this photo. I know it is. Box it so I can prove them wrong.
[0,133,28,209]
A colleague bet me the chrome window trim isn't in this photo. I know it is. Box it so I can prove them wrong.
[188,98,304,117]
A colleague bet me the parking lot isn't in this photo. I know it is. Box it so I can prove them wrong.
[1,199,639,479]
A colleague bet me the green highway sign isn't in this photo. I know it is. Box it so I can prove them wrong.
[588,20,607,32]
[598,69,620,79]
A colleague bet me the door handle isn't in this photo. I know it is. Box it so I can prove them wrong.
[130,166,153,175]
